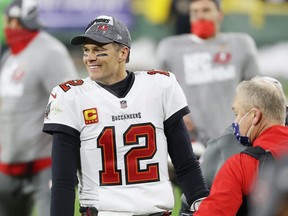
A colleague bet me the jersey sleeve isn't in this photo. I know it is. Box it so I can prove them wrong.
[43,84,81,137]
[163,72,190,122]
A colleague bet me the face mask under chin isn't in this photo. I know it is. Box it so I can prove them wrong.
[232,110,254,147]
[190,20,216,39]
[4,28,38,54]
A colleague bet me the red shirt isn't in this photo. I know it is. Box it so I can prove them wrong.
[194,125,288,216]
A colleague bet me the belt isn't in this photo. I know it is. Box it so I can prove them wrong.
[80,207,171,216]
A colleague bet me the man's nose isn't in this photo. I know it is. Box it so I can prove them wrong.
[87,52,97,60]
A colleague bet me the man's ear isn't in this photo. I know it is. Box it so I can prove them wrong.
[119,47,129,63]
[252,108,262,125]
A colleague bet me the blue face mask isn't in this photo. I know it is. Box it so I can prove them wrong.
[232,110,253,147]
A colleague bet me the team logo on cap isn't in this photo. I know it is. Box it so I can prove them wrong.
[83,108,98,124]
[97,25,109,31]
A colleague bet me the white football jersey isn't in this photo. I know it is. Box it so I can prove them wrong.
[44,70,189,214]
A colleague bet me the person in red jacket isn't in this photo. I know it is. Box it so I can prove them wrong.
[194,76,288,216]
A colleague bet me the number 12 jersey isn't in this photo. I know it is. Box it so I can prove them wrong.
[43,70,189,214]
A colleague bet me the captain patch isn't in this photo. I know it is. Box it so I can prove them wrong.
[83,108,98,124]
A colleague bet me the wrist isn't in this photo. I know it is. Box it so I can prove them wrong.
[190,197,206,212]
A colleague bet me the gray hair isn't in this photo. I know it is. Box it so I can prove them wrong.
[236,76,286,124]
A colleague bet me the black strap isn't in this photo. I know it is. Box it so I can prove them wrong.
[242,146,275,179]
[242,146,266,158]
[236,146,275,216]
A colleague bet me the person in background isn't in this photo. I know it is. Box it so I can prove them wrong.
[43,14,209,216]
[249,155,288,216]
[194,76,288,216]
[0,0,78,215]
[156,0,260,147]
[198,126,245,189]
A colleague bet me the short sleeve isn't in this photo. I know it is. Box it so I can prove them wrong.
[43,85,81,136]
[163,72,189,121]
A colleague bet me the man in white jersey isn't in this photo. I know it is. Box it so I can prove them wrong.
[156,0,260,145]
[43,15,209,216]
[0,0,78,215]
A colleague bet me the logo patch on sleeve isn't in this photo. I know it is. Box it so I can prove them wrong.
[83,108,98,124]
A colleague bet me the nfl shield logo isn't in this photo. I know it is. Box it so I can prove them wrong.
[120,100,127,109]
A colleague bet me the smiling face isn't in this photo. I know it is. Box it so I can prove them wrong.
[82,39,129,85]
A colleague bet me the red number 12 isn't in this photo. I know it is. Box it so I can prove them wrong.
[97,123,160,186]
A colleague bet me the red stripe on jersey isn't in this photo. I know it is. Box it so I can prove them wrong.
[0,157,51,176]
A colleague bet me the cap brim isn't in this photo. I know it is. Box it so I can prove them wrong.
[70,34,114,45]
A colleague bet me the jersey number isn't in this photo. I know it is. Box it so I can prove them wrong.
[59,79,84,92]
[97,123,159,186]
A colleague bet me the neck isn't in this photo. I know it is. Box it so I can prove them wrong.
[251,118,277,144]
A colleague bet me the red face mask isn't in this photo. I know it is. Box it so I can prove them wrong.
[4,28,38,54]
[191,20,216,39]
